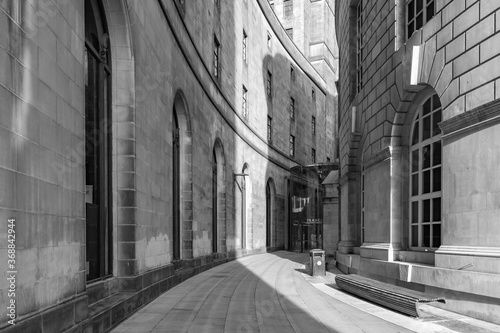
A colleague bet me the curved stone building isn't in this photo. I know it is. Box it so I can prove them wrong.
[335,0,500,324]
[0,0,337,331]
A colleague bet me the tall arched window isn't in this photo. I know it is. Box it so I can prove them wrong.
[410,94,442,249]
[172,112,180,260]
[266,179,273,247]
[212,150,218,253]
[85,0,112,281]
[241,165,249,249]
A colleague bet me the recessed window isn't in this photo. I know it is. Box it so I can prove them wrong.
[213,35,220,79]
[312,116,316,135]
[312,88,316,101]
[267,32,272,48]
[407,0,435,39]
[312,148,316,163]
[290,65,295,81]
[289,135,295,156]
[267,70,272,97]
[284,0,293,18]
[242,30,247,63]
[242,85,248,118]
[267,116,272,142]
[410,94,442,249]
[290,97,295,119]
[85,0,112,281]
[286,28,293,39]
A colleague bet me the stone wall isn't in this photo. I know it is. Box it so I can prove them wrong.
[336,0,500,324]
[0,0,337,331]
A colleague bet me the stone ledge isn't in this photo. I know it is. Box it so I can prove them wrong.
[440,98,500,137]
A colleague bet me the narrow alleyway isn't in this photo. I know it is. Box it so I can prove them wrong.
[111,252,500,333]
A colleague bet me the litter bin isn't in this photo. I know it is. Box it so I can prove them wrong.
[310,249,325,276]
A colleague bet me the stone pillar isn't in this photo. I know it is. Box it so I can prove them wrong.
[338,172,360,254]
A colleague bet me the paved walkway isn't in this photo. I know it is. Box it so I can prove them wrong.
[112,251,500,333]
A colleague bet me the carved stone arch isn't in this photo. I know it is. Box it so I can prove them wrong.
[387,86,441,252]
[213,138,227,254]
[89,0,136,278]
[173,90,194,259]
[390,85,434,147]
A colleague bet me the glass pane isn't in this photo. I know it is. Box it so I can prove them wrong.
[412,201,418,224]
[416,13,423,30]
[426,2,434,20]
[407,23,415,39]
[408,1,414,19]
[423,224,430,247]
[412,121,419,145]
[423,170,431,193]
[423,145,431,169]
[432,109,442,136]
[423,115,431,140]
[433,198,441,222]
[433,142,442,166]
[423,199,430,222]
[432,94,441,109]
[412,174,419,196]
[416,0,424,13]
[412,149,419,172]
[433,167,441,192]
[423,98,431,115]
[432,224,441,247]
[411,225,419,247]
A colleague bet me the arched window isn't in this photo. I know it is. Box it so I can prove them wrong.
[266,179,273,247]
[212,150,218,253]
[172,112,180,260]
[85,0,112,281]
[410,94,442,249]
[241,164,249,249]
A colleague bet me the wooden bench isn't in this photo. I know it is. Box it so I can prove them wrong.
[334,274,446,317]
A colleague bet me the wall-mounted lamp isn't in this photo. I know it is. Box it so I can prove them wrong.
[234,173,249,191]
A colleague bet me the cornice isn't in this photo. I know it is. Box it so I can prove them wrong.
[440,99,500,139]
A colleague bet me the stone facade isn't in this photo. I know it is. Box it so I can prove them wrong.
[335,0,500,324]
[0,0,337,331]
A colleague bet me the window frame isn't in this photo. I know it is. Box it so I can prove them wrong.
[267,70,272,97]
[356,0,363,93]
[289,135,295,157]
[242,85,248,119]
[312,116,316,135]
[242,29,247,63]
[409,94,442,251]
[213,35,220,79]
[290,97,295,119]
[267,116,273,142]
[284,0,293,18]
[406,0,435,40]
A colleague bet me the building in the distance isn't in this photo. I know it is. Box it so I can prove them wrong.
[0,0,337,331]
[335,0,500,324]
